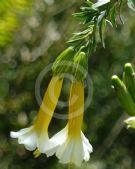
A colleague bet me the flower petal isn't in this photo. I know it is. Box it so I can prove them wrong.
[45,126,68,157]
[11,126,37,151]
[10,126,33,138]
[50,126,68,145]
[37,133,55,153]
[81,132,93,153]
[57,139,74,164]
[71,140,84,166]
[18,130,37,151]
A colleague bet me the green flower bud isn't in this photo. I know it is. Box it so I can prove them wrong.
[123,63,135,102]
[73,52,88,81]
[52,47,75,75]
[112,75,135,116]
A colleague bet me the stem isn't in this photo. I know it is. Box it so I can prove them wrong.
[68,164,71,169]
[68,164,73,169]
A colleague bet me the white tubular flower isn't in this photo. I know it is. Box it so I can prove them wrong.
[46,81,93,166]
[10,76,63,155]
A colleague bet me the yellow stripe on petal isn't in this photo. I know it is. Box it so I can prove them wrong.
[34,76,63,133]
[68,81,84,138]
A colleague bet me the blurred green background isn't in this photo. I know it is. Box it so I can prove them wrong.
[0,0,135,169]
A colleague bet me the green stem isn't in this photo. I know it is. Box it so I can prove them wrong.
[68,164,73,169]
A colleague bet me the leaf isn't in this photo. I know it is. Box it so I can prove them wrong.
[92,0,110,9]
[68,27,94,43]
[97,11,106,25]
[73,11,88,18]
[86,0,93,7]
[118,0,124,24]
[110,5,117,27]
[127,0,135,11]
[99,18,106,48]
[73,29,91,36]
[106,19,113,27]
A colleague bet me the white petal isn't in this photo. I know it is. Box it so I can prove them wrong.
[57,139,74,164]
[37,133,56,153]
[45,126,68,157]
[71,140,84,166]
[50,126,68,145]
[83,144,90,161]
[11,126,37,151]
[46,145,58,157]
[10,127,33,138]
[57,131,93,166]
[81,132,93,153]
[18,128,37,151]
[81,132,93,162]
[45,127,93,166]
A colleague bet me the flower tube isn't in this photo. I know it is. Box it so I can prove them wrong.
[10,76,63,154]
[46,81,93,166]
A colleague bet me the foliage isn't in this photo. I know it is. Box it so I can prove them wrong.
[68,0,135,55]
[0,0,34,47]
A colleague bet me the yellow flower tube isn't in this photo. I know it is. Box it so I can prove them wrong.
[68,81,84,139]
[10,76,63,154]
[46,81,93,167]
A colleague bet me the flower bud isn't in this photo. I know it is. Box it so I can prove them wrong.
[123,63,135,102]
[52,47,75,75]
[73,52,88,81]
[112,75,135,116]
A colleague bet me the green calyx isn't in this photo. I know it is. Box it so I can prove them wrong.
[52,47,88,81]
[73,51,88,81]
[112,75,135,116]
[52,47,75,75]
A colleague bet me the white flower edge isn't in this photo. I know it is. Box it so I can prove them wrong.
[10,126,56,153]
[10,126,37,151]
[46,126,93,167]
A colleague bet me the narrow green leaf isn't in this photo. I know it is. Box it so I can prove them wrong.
[110,5,117,27]
[99,18,106,48]
[92,0,110,9]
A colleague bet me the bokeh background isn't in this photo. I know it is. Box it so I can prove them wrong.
[0,0,135,169]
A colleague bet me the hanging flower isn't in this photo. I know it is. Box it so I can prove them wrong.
[10,47,93,166]
[46,81,93,166]
[46,52,93,166]
[10,76,63,154]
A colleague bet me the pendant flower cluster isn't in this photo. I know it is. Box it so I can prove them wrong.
[10,47,93,167]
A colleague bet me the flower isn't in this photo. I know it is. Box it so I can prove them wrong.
[10,76,63,154]
[46,81,93,166]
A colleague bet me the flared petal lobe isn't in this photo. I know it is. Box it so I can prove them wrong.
[46,125,93,166]
[10,126,37,151]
